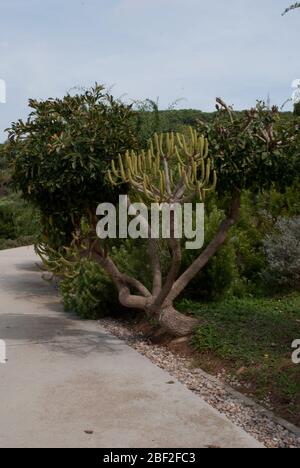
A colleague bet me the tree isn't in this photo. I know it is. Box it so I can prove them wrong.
[282,3,300,15]
[47,100,299,337]
[6,85,137,248]
[295,102,300,116]
[0,142,13,196]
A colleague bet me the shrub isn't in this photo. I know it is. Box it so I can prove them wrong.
[0,236,37,251]
[263,217,300,290]
[0,194,40,247]
[7,84,137,249]
[39,234,150,319]
[294,102,300,117]
[232,192,269,283]
[0,202,16,238]
[60,259,121,319]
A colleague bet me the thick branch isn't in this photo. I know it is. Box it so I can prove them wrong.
[148,238,162,296]
[128,195,162,297]
[121,274,152,298]
[154,211,182,308]
[117,285,147,310]
[154,238,182,308]
[91,241,151,297]
[216,97,234,123]
[167,195,241,302]
[163,156,172,195]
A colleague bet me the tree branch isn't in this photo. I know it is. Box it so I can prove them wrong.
[148,238,162,296]
[126,196,162,297]
[90,242,151,304]
[154,211,182,308]
[216,97,234,123]
[282,3,300,15]
[167,195,241,302]
[154,237,182,308]
[117,285,147,310]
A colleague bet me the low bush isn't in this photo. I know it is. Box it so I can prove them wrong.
[263,216,300,291]
[0,194,40,250]
[60,259,121,319]
[0,236,37,251]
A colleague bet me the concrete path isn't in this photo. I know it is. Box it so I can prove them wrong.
[0,246,262,448]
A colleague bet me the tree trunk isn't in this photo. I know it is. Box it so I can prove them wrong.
[89,195,241,338]
[150,304,199,337]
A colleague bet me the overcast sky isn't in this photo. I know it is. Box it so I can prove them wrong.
[0,0,299,141]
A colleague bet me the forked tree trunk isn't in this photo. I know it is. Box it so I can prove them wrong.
[91,195,241,338]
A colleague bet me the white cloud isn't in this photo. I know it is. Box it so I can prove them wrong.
[0,0,299,141]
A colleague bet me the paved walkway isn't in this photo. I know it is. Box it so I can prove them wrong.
[0,246,262,448]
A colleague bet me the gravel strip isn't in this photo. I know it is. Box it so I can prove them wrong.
[99,317,300,449]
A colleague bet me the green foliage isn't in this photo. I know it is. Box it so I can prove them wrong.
[180,294,300,362]
[180,203,242,300]
[131,104,300,301]
[0,236,37,251]
[0,200,16,238]
[7,84,137,248]
[134,100,214,146]
[197,102,300,196]
[52,239,152,319]
[256,181,300,218]
[0,144,41,250]
[294,102,300,116]
[178,294,300,424]
[38,232,152,320]
[178,182,300,301]
[60,259,120,319]
[205,242,241,299]
[0,143,13,196]
[263,217,300,291]
[67,240,154,319]
[108,127,215,204]
[0,194,40,249]
[134,99,162,146]
[232,192,269,283]
[158,109,215,127]
[111,239,153,291]
[6,92,300,317]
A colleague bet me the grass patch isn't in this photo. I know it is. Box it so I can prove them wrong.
[177,295,300,426]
